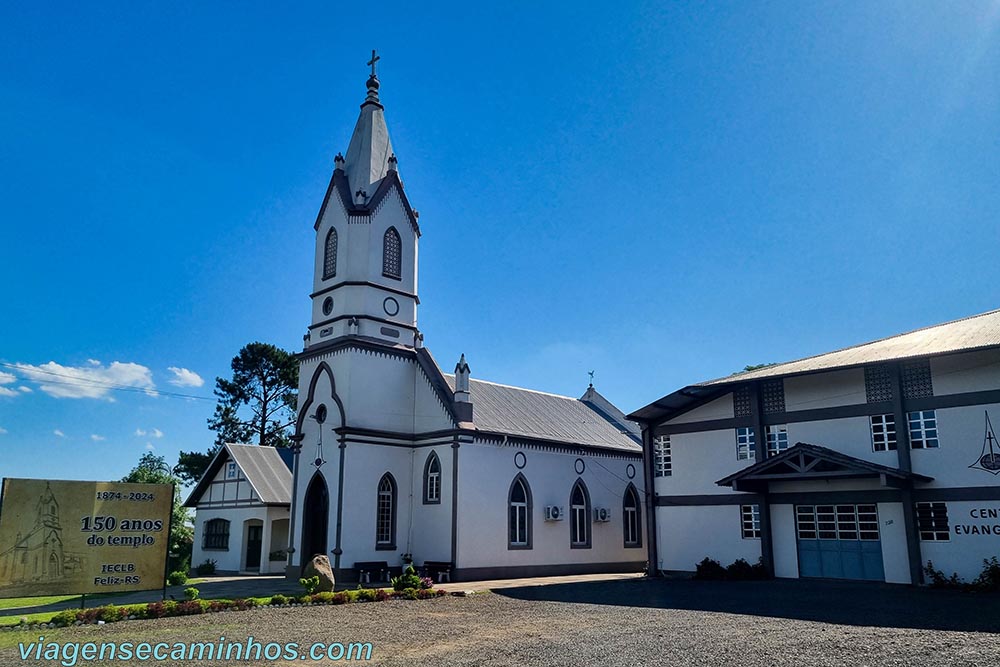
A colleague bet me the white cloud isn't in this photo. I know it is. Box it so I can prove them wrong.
[18,386,32,393]
[54,429,65,437]
[0,427,7,435]
[145,442,155,451]
[13,361,154,399]
[151,428,164,438]
[91,434,105,442]
[135,428,146,437]
[0,387,16,397]
[0,372,15,385]
[135,427,163,438]
[166,367,204,388]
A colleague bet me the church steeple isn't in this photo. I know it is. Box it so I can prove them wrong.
[306,52,421,350]
[342,50,396,205]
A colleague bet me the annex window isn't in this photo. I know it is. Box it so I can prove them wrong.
[736,427,756,461]
[765,425,789,456]
[623,484,642,548]
[508,475,531,549]
[741,504,761,539]
[653,435,672,477]
[908,410,939,449]
[203,518,230,550]
[570,480,591,549]
[376,473,396,548]
[226,461,238,479]
[423,452,441,504]
[382,227,402,280]
[323,227,338,279]
[870,414,897,452]
[916,502,950,541]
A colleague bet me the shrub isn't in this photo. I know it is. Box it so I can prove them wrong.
[694,557,727,580]
[176,600,204,616]
[78,607,102,624]
[184,587,200,600]
[391,565,422,592]
[51,610,79,627]
[195,559,217,576]
[924,561,963,589]
[270,594,289,606]
[419,576,434,590]
[312,592,335,604]
[725,558,755,580]
[331,592,349,605]
[972,557,1000,592]
[167,570,189,586]
[375,589,390,602]
[98,606,127,623]
[355,588,377,602]
[299,576,320,595]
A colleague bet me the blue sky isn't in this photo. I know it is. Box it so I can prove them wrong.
[1,2,999,484]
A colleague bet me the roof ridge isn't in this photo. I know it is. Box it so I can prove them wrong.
[704,306,1000,384]
[442,372,582,401]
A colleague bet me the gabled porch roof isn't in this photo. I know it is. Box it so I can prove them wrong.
[716,442,933,493]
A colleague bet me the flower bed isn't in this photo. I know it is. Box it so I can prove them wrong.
[0,588,449,631]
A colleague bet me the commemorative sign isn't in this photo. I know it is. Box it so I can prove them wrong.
[0,479,173,598]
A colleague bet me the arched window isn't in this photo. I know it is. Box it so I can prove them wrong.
[375,473,397,549]
[423,452,442,504]
[323,227,338,279]
[623,484,642,548]
[570,480,591,549]
[508,474,532,549]
[382,227,402,280]
[203,518,230,550]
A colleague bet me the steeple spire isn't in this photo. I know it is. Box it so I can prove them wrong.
[342,50,395,203]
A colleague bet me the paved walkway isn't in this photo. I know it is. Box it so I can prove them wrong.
[2,572,643,618]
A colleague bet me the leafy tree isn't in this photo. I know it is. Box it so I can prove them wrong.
[742,363,777,373]
[206,341,299,449]
[173,448,218,485]
[122,452,192,572]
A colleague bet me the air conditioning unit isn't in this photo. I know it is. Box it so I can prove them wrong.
[594,507,612,523]
[544,505,564,521]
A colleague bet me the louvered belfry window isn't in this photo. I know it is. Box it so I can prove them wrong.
[382,227,402,279]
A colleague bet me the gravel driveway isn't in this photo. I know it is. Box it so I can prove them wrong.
[5,578,999,666]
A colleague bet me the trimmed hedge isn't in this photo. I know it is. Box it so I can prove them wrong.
[5,586,449,630]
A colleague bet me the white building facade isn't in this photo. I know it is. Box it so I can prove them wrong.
[286,63,645,582]
[630,310,1000,585]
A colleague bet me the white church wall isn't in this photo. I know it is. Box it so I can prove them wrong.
[783,368,867,411]
[454,442,645,577]
[369,189,418,296]
[408,446,454,564]
[919,501,1000,581]
[877,502,911,584]
[656,429,756,496]
[665,393,734,425]
[784,416,891,467]
[931,348,1000,396]
[770,504,799,578]
[336,442,413,570]
[910,402,1000,488]
[654,505,761,573]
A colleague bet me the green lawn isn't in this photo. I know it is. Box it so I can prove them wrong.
[0,610,63,628]
[0,595,80,611]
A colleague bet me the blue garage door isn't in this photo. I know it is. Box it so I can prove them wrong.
[796,504,884,581]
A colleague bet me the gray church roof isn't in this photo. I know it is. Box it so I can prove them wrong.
[630,306,1000,423]
[184,443,293,508]
[444,375,642,453]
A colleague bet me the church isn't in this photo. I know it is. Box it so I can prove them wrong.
[277,58,646,583]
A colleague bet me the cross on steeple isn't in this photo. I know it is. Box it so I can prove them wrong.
[367,49,380,78]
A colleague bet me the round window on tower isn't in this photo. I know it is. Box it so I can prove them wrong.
[315,404,327,424]
[322,297,334,316]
